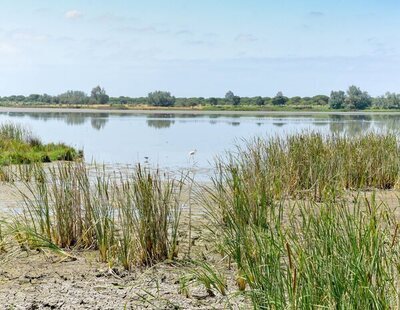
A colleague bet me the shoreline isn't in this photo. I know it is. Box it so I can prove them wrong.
[1,106,400,116]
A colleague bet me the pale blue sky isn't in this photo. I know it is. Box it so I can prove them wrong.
[0,0,399,97]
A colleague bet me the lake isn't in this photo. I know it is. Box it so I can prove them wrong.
[0,109,398,173]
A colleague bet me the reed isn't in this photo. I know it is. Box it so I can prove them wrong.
[222,132,400,200]
[114,166,183,269]
[204,132,400,308]
[11,162,183,269]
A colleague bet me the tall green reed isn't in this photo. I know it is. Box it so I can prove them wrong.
[11,162,183,269]
[115,166,183,269]
[204,132,400,308]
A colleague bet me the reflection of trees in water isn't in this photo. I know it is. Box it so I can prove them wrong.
[91,118,108,130]
[370,114,400,132]
[65,114,86,125]
[146,119,175,129]
[230,122,240,126]
[5,112,110,130]
[273,122,286,127]
[328,114,372,135]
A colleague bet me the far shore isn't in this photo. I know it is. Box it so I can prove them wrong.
[1,106,400,116]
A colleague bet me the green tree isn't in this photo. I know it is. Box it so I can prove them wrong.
[232,96,241,106]
[90,85,109,104]
[272,91,288,106]
[345,85,371,110]
[329,90,346,109]
[384,92,400,109]
[255,96,264,106]
[290,96,302,105]
[28,94,40,102]
[225,91,234,100]
[147,91,176,107]
[208,97,218,106]
[58,91,89,105]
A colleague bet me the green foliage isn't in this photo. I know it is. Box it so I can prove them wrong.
[329,90,346,109]
[208,97,218,105]
[272,91,288,105]
[90,85,109,104]
[373,92,400,109]
[232,96,241,106]
[147,91,176,107]
[255,96,264,106]
[225,91,235,100]
[58,90,89,105]
[0,85,399,111]
[345,85,372,110]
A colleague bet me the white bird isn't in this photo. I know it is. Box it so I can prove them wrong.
[188,149,197,156]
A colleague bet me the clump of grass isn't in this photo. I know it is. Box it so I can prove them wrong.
[191,261,228,297]
[0,122,81,167]
[14,163,90,249]
[115,166,184,269]
[11,162,184,269]
[0,123,31,141]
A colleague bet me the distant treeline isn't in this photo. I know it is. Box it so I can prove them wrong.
[1,85,400,110]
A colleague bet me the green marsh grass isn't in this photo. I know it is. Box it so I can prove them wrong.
[204,131,400,308]
[115,166,183,269]
[224,132,400,201]
[0,122,81,166]
[11,162,184,269]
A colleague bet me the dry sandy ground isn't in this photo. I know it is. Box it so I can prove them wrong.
[0,250,245,309]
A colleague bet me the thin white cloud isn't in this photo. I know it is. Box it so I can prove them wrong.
[308,11,324,17]
[116,25,169,35]
[235,34,258,43]
[65,10,83,20]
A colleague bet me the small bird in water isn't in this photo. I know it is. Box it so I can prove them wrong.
[188,149,197,156]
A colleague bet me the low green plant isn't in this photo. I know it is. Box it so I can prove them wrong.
[0,123,81,167]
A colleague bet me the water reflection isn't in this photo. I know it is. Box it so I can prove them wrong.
[147,119,175,129]
[2,112,400,134]
[328,115,372,135]
[3,112,110,131]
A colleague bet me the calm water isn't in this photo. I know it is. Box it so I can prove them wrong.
[0,111,398,172]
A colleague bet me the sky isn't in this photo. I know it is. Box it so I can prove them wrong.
[0,0,399,97]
